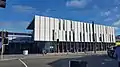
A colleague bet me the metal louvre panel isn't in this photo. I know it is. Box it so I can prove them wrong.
[39,16,45,41]
[58,30,62,41]
[44,17,49,41]
[96,25,99,42]
[55,18,59,31]
[77,22,80,42]
[113,27,116,42]
[74,21,78,42]
[66,20,71,31]
[80,22,84,42]
[87,23,90,42]
[62,30,65,41]
[34,15,40,41]
[33,15,115,43]
[49,17,54,41]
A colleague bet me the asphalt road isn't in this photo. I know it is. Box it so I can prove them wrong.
[0,59,24,67]
[0,55,118,67]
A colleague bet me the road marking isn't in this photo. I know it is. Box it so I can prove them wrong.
[18,59,28,67]
[0,58,17,61]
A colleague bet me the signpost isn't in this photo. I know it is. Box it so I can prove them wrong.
[1,31,4,59]
[0,0,7,59]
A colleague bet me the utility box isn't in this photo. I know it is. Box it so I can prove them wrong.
[69,60,87,67]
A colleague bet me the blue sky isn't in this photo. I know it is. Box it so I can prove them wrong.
[0,0,120,35]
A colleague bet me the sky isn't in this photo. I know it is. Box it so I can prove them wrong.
[0,0,120,35]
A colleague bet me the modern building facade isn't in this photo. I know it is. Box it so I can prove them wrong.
[27,15,116,53]
[0,32,33,54]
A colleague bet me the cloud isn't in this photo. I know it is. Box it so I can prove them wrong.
[101,11,111,16]
[116,15,120,18]
[113,19,120,26]
[12,5,40,14]
[104,18,112,22]
[42,9,56,16]
[0,21,30,32]
[113,6,118,12]
[114,27,119,30]
[93,5,99,9]
[66,0,91,8]
[114,0,120,5]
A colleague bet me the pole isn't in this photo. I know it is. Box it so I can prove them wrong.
[1,31,4,59]
[92,21,96,53]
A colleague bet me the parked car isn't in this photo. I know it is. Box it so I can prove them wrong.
[107,46,116,58]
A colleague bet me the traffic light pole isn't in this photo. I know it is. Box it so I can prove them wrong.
[1,31,5,60]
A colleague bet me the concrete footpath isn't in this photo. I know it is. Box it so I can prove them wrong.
[0,51,107,61]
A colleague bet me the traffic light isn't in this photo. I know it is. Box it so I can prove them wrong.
[0,0,6,8]
[3,38,8,44]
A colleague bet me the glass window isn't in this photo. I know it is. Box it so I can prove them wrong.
[99,34,102,41]
[63,20,65,30]
[52,30,55,40]
[94,33,97,42]
[92,23,94,33]
[93,33,97,41]
[89,33,91,42]
[112,35,113,41]
[106,27,107,34]
[71,21,72,30]
[89,24,91,32]
[110,34,111,42]
[73,31,75,41]
[83,33,85,42]
[69,31,71,41]
[83,23,85,33]
[103,34,104,42]
[86,23,88,32]
[80,32,82,41]
[65,31,67,41]
[92,33,94,41]
[59,19,61,30]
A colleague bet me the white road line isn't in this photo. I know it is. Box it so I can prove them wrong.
[0,58,17,61]
[18,59,28,67]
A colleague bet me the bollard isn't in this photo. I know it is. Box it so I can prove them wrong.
[69,60,88,67]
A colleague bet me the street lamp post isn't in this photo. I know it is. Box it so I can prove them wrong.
[1,31,4,59]
[92,21,96,53]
